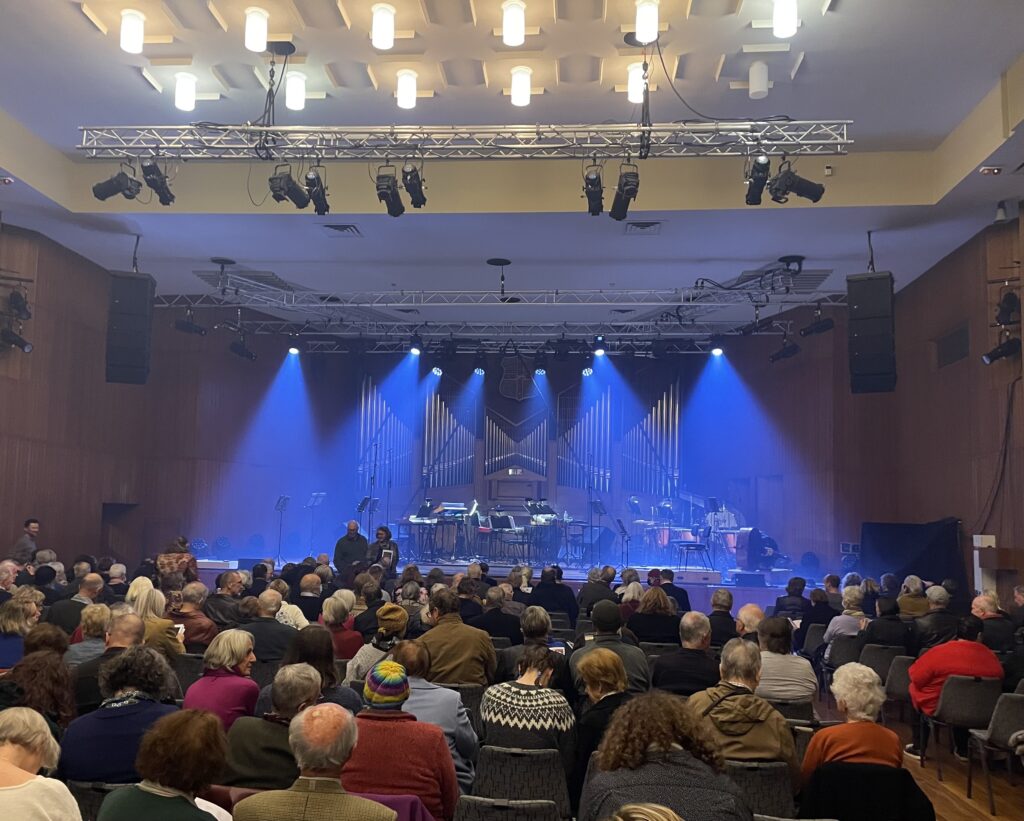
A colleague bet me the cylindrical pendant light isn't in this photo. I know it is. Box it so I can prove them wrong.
[285,71,306,111]
[174,72,197,112]
[244,7,269,53]
[635,0,659,45]
[120,10,145,55]
[396,69,418,109]
[749,61,769,100]
[502,0,526,47]
[773,0,798,39]
[627,62,645,104]
[510,66,532,107]
[371,4,396,50]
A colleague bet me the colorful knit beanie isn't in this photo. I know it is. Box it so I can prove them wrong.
[363,659,410,709]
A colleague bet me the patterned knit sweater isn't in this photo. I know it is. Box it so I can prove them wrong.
[480,682,577,775]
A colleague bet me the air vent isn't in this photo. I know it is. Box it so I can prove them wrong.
[736,267,832,293]
[193,269,297,290]
[935,324,969,368]
[624,221,662,236]
[322,224,363,237]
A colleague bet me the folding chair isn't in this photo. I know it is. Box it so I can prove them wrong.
[724,760,795,818]
[170,653,205,693]
[802,623,827,658]
[67,781,133,821]
[858,644,903,685]
[966,693,1024,815]
[474,746,570,819]
[920,675,1002,781]
[639,641,679,658]
[882,655,914,723]
[454,796,561,821]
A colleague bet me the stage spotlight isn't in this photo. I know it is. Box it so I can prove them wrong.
[581,362,594,377]
[609,162,639,221]
[995,291,1020,326]
[745,154,770,206]
[304,168,329,216]
[431,365,443,376]
[1,327,32,353]
[402,164,427,208]
[409,333,423,356]
[799,311,835,337]
[709,335,726,357]
[7,291,31,321]
[472,349,487,376]
[769,336,801,363]
[593,335,606,357]
[92,169,142,201]
[287,336,307,355]
[229,337,257,361]
[269,166,310,209]
[140,159,175,206]
[583,164,603,216]
[533,349,548,375]
[981,336,1021,365]
[173,308,206,336]
[710,345,724,357]
[768,161,825,204]
[376,164,405,217]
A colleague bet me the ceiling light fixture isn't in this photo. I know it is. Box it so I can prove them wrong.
[244,7,269,53]
[510,66,532,107]
[287,336,307,355]
[230,336,257,361]
[593,335,606,357]
[140,158,174,206]
[304,167,329,215]
[7,291,31,322]
[92,167,142,201]
[431,365,444,376]
[749,60,769,100]
[376,164,405,217]
[285,71,306,111]
[634,0,659,45]
[396,69,418,110]
[174,308,207,336]
[772,0,799,39]
[583,164,603,216]
[982,336,1021,365]
[627,62,646,105]
[502,0,526,47]
[533,349,548,375]
[473,349,487,375]
[995,291,1021,326]
[120,9,145,54]
[1,326,32,354]
[371,4,396,50]
[768,160,824,203]
[174,72,197,112]
[745,154,771,205]
[769,335,800,363]
[582,356,594,377]
[409,333,423,356]
[609,162,639,221]
[402,163,427,208]
[269,165,310,209]
[709,335,726,357]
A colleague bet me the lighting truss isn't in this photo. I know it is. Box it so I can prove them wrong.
[79,121,852,161]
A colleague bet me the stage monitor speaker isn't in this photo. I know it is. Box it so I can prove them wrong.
[106,272,156,385]
[676,570,722,585]
[847,271,896,394]
[733,571,768,588]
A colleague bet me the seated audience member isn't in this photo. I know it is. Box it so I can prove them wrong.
[182,628,259,730]
[578,691,749,821]
[96,709,228,821]
[479,561,497,588]
[244,562,270,597]
[268,578,309,630]
[346,602,409,685]
[63,603,110,667]
[801,662,901,784]
[860,578,881,618]
[571,648,632,811]
[707,588,739,646]
[135,588,183,658]
[239,589,297,663]
[455,576,484,623]
[6,650,75,730]
[0,599,39,668]
[322,595,363,659]
[860,596,911,652]
[125,575,153,609]
[905,615,1004,759]
[354,580,387,639]
[793,588,835,651]
[627,587,682,645]
[159,571,186,612]
[822,585,867,663]
[256,625,362,716]
[237,595,260,623]
[617,581,645,623]
[168,582,219,649]
[646,568,663,589]
[774,577,811,619]
[614,567,640,596]
[295,573,325,623]
[366,564,392,601]
[224,663,321,789]
[498,582,526,618]
[392,640,478,793]
[735,603,764,643]
[971,594,1016,652]
[342,661,459,821]
[203,570,244,630]
[755,617,817,704]
[1010,584,1024,628]
[74,614,145,715]
[841,572,863,590]
[45,572,104,634]
[578,566,618,617]
[876,573,900,609]
[465,562,490,597]
[823,574,843,611]
[914,585,960,652]
[24,623,70,657]
[658,569,691,614]
[419,588,497,686]
[499,606,575,699]
[0,561,18,606]
[233,702,397,821]
[529,566,580,626]
[688,639,799,786]
[651,611,719,697]
[571,600,650,698]
[481,644,576,774]
[515,566,535,602]
[28,565,61,606]
[469,585,524,645]
[0,708,80,819]
[897,574,929,618]
[59,647,178,783]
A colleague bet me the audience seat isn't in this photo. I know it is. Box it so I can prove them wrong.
[768,700,815,721]
[335,658,350,681]
[170,652,205,692]
[547,613,571,629]
[803,624,827,658]
[490,636,512,650]
[800,762,935,821]
[639,641,679,657]
[474,746,571,820]
[882,656,915,723]
[724,760,795,818]
[200,785,262,811]
[67,780,132,821]
[786,719,841,764]
[250,659,280,690]
[920,675,1002,781]
[576,619,594,634]
[437,682,485,736]
[454,796,561,821]
[966,693,1024,815]
[858,644,903,685]
[825,635,862,669]
[549,628,575,645]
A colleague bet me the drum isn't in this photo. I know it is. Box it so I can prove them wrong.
[647,526,672,547]
[720,529,741,551]
[733,527,763,571]
[673,527,697,543]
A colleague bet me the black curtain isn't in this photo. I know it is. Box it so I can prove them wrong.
[859,517,966,595]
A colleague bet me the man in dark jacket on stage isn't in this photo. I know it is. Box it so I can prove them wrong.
[333,520,369,578]
[529,567,579,626]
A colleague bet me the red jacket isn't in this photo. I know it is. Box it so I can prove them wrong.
[908,639,1003,715]
[329,623,364,660]
[343,710,458,821]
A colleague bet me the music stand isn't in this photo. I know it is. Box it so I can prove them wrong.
[274,495,290,565]
[304,492,325,553]
[588,500,607,563]
[615,517,631,568]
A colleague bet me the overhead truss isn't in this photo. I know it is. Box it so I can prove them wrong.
[79,121,852,161]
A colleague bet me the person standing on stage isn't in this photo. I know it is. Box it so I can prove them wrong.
[371,526,399,580]
[333,521,369,577]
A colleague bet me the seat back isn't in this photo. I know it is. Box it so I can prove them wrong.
[803,623,827,657]
[455,796,561,821]
[437,682,485,735]
[549,628,575,644]
[474,746,570,819]
[250,659,280,690]
[800,762,935,821]
[724,760,794,818]
[354,791,434,821]
[490,636,512,650]
[1016,679,1024,696]
[828,634,862,668]
[577,619,594,634]
[981,693,1024,749]
[67,781,133,821]
[547,612,571,629]
[170,653,205,692]
[858,644,902,684]
[639,641,679,657]
[883,656,914,702]
[932,675,1002,729]
[769,700,815,721]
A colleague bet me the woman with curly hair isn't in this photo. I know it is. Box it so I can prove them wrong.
[577,691,751,821]
[626,587,682,645]
[5,651,76,730]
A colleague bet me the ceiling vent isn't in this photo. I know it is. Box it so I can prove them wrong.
[193,268,297,291]
[322,224,363,237]
[624,221,662,236]
[736,267,832,293]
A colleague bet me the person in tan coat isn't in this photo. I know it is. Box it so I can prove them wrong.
[688,637,799,789]
[418,589,496,685]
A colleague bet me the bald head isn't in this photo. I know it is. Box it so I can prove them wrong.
[289,703,358,775]
[679,611,712,649]
[736,603,765,635]
[971,595,998,617]
[81,573,105,599]
[258,589,283,617]
[107,613,145,648]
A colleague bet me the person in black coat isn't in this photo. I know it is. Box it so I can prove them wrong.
[793,588,836,652]
[859,597,911,653]
[238,591,299,663]
[528,567,579,626]
[972,595,1017,653]
[651,612,720,697]
[626,588,681,645]
[469,587,524,646]
[577,567,618,617]
[353,583,387,640]
[658,569,691,614]
[773,577,811,620]
[913,586,960,652]
[707,588,738,647]
[456,577,484,623]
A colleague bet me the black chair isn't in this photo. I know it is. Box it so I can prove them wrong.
[769,700,815,721]
[549,628,576,645]
[437,682,485,736]
[454,796,561,821]
[250,659,280,690]
[825,635,862,669]
[639,641,679,658]
[67,781,133,821]
[170,653,205,693]
[920,675,1002,781]
[547,612,571,629]
[882,655,915,723]
[858,644,903,685]
[966,693,1024,815]
[724,760,794,818]
[576,618,594,634]
[803,624,827,658]
[474,746,570,820]
[490,636,512,650]
[799,762,935,821]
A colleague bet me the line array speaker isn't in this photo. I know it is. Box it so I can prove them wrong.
[847,271,896,393]
[106,272,156,385]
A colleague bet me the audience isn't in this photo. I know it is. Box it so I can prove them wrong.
[239,590,297,663]
[134,588,183,659]
[0,599,39,668]
[774,576,811,619]
[651,611,719,697]
[877,573,901,611]
[822,585,867,663]
[182,628,259,730]
[617,581,645,622]
[6,650,75,730]
[342,660,459,821]
[0,707,80,819]
[914,585,959,652]
[322,595,363,659]
[571,600,649,698]
[468,585,523,645]
[455,577,484,623]
[707,588,739,646]
[59,646,178,783]
[823,574,843,611]
[577,566,618,616]
[419,589,496,686]
[268,579,309,630]
[74,613,145,714]
[24,623,70,657]
[295,574,325,623]
[860,577,881,618]
[499,606,575,697]
[354,580,388,638]
[755,616,817,704]
[858,595,910,653]
[578,691,749,821]
[735,603,764,643]
[203,571,244,630]
[168,582,219,649]
[529,566,579,626]
[63,603,111,667]
[793,588,835,651]
[971,594,1016,652]
[626,587,681,645]
[897,574,929,618]
[346,602,409,684]
[44,573,103,634]
[658,569,691,614]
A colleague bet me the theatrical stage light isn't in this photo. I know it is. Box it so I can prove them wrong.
[710,346,724,357]
[376,166,405,217]
[709,335,726,357]
[627,62,646,105]
[174,72,197,112]
[120,10,145,54]
[1,327,32,354]
[230,337,258,361]
[409,334,423,356]
[995,291,1020,326]
[174,309,206,336]
[745,155,771,206]
[981,336,1021,365]
[402,164,427,208]
[581,359,594,377]
[502,1,526,47]
[371,4,396,50]
[141,159,174,206]
[431,365,444,376]
[472,349,487,376]
[533,350,548,375]
[554,337,573,361]
[773,0,798,39]
[285,71,306,111]
[304,168,329,215]
[92,169,142,202]
[510,66,532,107]
[287,336,308,355]
[768,161,824,203]
[609,162,639,221]
[635,0,659,45]
[800,310,835,337]
[269,166,310,209]
[769,336,801,364]
[7,291,31,322]
[593,335,606,357]
[396,69,418,110]
[583,165,604,216]
[245,7,270,53]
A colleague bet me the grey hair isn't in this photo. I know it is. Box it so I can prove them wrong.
[258,589,283,616]
[521,605,552,639]
[203,629,254,671]
[586,567,603,584]
[181,582,209,606]
[322,596,350,627]
[271,663,322,718]
[108,563,127,580]
[33,550,57,565]
[736,603,764,632]
[841,585,864,611]
[400,581,421,602]
[720,638,762,683]
[331,588,356,611]
[902,575,924,596]
[831,662,885,721]
[484,586,505,608]
[925,585,950,606]
[679,611,711,647]
[619,582,644,603]
[289,703,358,770]
[0,707,61,770]
[619,568,639,587]
[466,562,482,579]
[711,588,734,611]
